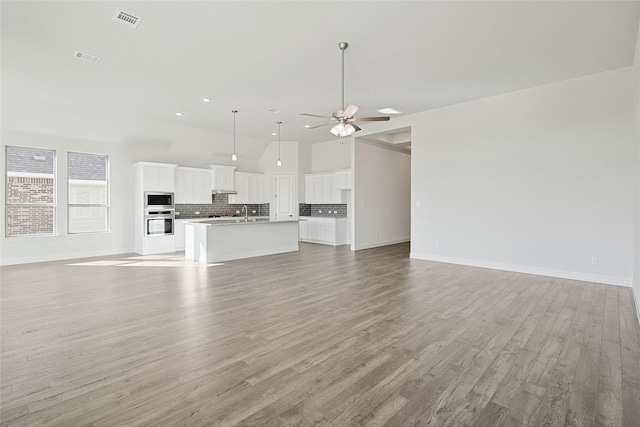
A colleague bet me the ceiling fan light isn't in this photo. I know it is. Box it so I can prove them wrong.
[231,153,237,162]
[331,123,346,136]
[344,124,356,136]
[277,159,282,167]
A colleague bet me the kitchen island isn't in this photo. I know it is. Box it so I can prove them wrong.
[185,218,299,263]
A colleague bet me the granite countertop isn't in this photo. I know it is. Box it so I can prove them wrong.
[186,218,299,226]
[177,216,269,222]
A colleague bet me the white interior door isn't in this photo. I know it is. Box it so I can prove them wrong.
[274,173,295,220]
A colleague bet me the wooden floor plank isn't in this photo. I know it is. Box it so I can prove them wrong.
[1,243,639,426]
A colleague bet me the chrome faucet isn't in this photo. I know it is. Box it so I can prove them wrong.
[241,205,248,221]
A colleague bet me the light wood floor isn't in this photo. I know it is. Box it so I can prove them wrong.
[1,243,639,426]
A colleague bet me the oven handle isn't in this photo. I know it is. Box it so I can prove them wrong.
[145,211,174,217]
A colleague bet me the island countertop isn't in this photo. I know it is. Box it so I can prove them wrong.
[187,218,299,226]
[185,219,299,263]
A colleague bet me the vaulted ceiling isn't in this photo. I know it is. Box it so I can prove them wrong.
[3,1,639,151]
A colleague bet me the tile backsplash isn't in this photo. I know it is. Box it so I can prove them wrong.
[176,194,269,219]
[299,203,347,217]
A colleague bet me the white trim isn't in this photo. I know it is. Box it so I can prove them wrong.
[354,238,410,251]
[410,252,632,287]
[7,172,54,179]
[632,286,640,327]
[0,247,135,266]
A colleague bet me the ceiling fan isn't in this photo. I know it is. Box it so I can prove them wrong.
[301,42,390,138]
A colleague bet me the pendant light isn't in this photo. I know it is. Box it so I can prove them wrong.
[276,121,282,167]
[231,110,238,162]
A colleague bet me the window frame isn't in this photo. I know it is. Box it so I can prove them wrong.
[5,145,57,238]
[67,151,110,235]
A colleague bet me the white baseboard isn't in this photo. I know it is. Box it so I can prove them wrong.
[0,247,136,266]
[410,252,632,287]
[632,286,640,327]
[354,238,410,251]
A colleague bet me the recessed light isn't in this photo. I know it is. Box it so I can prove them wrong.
[202,98,211,103]
[304,125,310,128]
[74,51,101,64]
[267,108,281,114]
[175,112,183,116]
[378,107,401,114]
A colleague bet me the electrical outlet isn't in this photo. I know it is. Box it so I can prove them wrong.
[591,257,599,265]
[375,232,379,237]
[195,211,199,215]
[252,210,256,213]
[236,210,240,214]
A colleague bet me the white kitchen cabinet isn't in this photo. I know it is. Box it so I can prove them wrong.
[335,169,352,190]
[139,162,177,192]
[174,219,186,250]
[229,172,265,204]
[304,173,342,204]
[305,177,314,204]
[210,165,236,192]
[299,217,347,246]
[299,219,308,241]
[175,167,212,204]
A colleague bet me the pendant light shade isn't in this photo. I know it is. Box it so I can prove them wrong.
[276,121,282,167]
[330,122,357,137]
[231,110,238,162]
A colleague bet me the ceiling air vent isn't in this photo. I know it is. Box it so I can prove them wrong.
[74,51,101,64]
[113,9,142,28]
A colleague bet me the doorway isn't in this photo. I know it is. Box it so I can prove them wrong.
[274,173,296,220]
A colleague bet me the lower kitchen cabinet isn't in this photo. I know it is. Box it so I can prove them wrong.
[299,217,347,246]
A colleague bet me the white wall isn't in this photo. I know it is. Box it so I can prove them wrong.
[353,140,411,250]
[408,67,635,286]
[632,21,640,318]
[311,140,351,173]
[298,142,312,201]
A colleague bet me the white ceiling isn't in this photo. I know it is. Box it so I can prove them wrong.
[2,1,639,148]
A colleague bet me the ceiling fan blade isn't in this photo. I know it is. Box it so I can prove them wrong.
[349,123,361,132]
[343,104,360,118]
[352,116,390,122]
[300,113,334,119]
[306,122,334,129]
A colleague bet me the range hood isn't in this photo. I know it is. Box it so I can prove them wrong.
[212,189,237,195]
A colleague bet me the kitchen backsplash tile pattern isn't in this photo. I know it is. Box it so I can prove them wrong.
[299,203,347,217]
[177,194,269,219]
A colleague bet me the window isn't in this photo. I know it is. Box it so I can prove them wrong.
[68,152,109,233]
[5,146,56,237]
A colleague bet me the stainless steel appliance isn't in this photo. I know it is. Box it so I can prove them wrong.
[144,192,174,210]
[145,210,174,236]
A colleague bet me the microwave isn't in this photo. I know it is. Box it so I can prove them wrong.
[144,192,174,210]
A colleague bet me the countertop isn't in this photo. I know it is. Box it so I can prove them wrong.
[186,218,299,226]
[177,216,269,222]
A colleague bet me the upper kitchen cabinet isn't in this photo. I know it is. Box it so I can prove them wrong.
[210,165,236,193]
[305,173,342,204]
[228,172,265,204]
[335,169,352,190]
[175,167,212,204]
[136,162,177,192]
